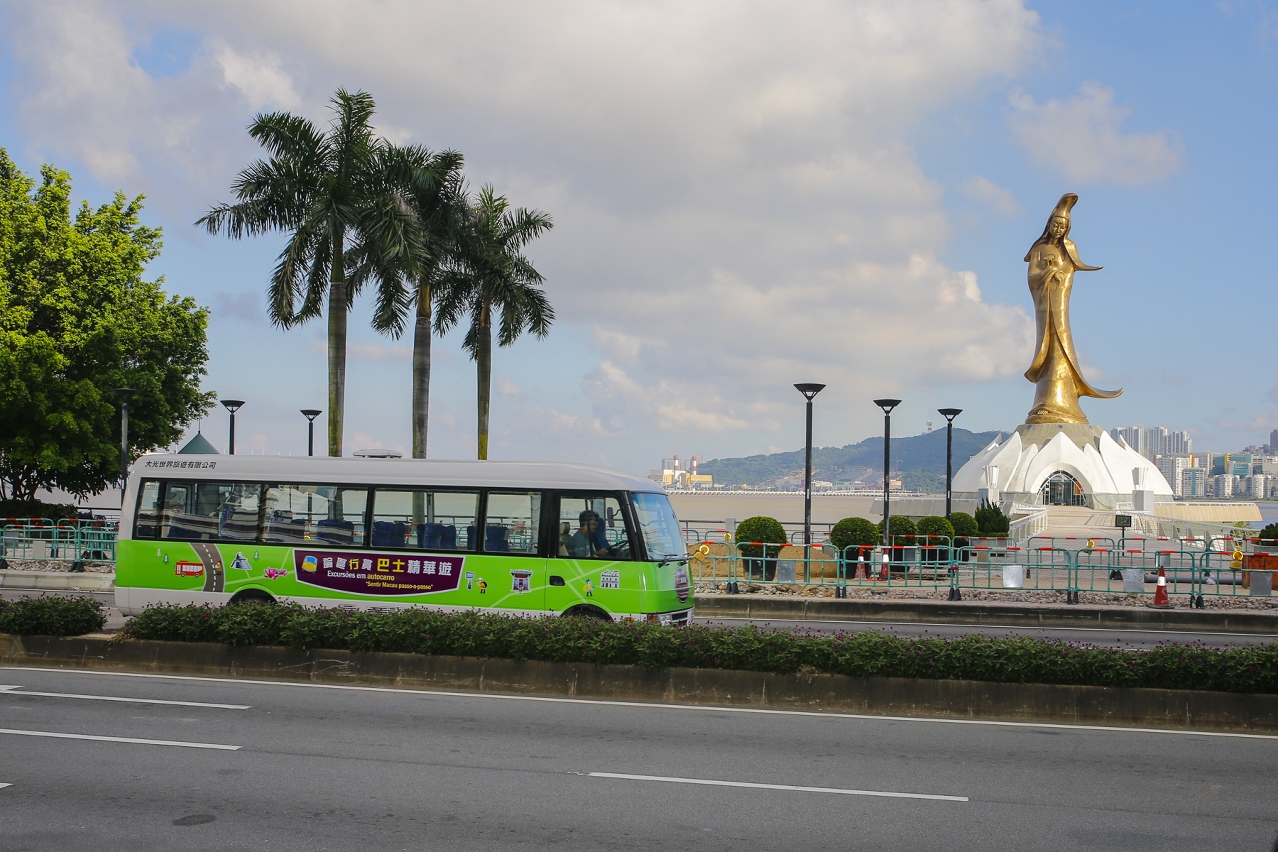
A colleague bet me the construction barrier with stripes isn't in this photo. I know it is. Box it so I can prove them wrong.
[688,534,1278,604]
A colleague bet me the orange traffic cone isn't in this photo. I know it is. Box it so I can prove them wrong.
[1152,565,1173,609]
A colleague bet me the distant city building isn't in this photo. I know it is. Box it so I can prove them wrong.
[1271,429,1278,452]
[1212,473,1237,499]
[1157,455,1194,498]
[649,455,713,489]
[1245,474,1269,499]
[1181,467,1207,498]
[1110,425,1192,462]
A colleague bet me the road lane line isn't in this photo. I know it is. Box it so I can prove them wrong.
[0,728,240,750]
[588,772,967,802]
[0,783,10,789]
[0,685,249,709]
[7,666,1277,742]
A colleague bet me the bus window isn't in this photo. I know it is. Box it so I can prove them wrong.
[556,494,631,560]
[371,489,478,551]
[484,492,542,555]
[264,484,368,546]
[134,480,161,539]
[629,492,685,561]
[161,481,260,541]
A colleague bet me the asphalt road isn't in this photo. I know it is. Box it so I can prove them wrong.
[0,667,1276,851]
[694,616,1278,647]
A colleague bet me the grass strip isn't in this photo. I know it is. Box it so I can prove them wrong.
[118,603,1278,695]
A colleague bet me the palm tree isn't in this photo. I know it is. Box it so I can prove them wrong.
[437,186,553,460]
[197,89,428,456]
[354,145,466,459]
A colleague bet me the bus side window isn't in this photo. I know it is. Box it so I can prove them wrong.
[556,494,631,560]
[484,492,542,555]
[371,489,478,551]
[134,480,161,539]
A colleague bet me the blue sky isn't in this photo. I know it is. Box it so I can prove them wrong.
[2,1,1276,475]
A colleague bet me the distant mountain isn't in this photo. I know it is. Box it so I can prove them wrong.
[699,428,1003,492]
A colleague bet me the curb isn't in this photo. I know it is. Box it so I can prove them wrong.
[695,594,1278,633]
[0,570,114,592]
[2,633,1276,733]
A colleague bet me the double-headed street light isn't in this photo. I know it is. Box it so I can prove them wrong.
[794,383,826,582]
[873,399,901,547]
[301,410,323,457]
[221,399,245,455]
[938,408,963,519]
[111,388,137,506]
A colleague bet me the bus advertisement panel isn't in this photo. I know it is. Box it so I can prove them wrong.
[115,455,694,625]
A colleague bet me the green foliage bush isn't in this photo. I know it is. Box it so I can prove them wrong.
[915,516,955,540]
[0,499,79,521]
[877,515,916,543]
[734,516,787,558]
[1258,522,1278,543]
[975,499,1010,535]
[949,512,978,538]
[0,596,105,635]
[121,604,1278,695]
[830,517,878,552]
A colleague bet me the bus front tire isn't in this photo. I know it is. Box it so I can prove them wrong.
[561,604,612,622]
[228,590,276,607]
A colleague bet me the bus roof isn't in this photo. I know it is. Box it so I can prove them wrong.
[131,454,665,494]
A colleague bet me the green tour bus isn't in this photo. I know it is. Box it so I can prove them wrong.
[116,454,695,624]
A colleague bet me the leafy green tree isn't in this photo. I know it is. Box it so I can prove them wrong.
[877,515,917,544]
[734,516,788,558]
[916,515,955,541]
[357,145,465,459]
[0,150,212,499]
[437,186,552,459]
[949,511,978,538]
[830,517,878,552]
[975,499,1010,535]
[198,89,427,456]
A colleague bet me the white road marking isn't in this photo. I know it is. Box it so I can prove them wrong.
[6,666,1276,742]
[0,783,10,789]
[588,771,967,802]
[0,685,249,709]
[0,728,240,750]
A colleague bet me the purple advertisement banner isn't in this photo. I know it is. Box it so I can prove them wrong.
[293,550,465,596]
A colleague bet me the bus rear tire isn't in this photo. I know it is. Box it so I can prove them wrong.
[561,604,612,622]
[228,589,276,607]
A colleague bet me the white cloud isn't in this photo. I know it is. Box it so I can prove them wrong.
[1,0,1047,465]
[958,175,1022,216]
[1007,83,1182,185]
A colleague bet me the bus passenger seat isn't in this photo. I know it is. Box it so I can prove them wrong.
[559,522,571,556]
[484,525,510,552]
[371,521,407,548]
[316,518,354,545]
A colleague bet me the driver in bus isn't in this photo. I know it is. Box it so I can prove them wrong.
[568,510,611,558]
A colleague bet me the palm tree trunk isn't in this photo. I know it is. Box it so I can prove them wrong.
[476,299,491,460]
[412,278,431,459]
[327,232,347,457]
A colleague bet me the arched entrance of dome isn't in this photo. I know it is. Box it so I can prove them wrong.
[1042,470,1086,506]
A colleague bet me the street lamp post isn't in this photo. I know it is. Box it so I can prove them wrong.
[301,410,322,457]
[873,399,901,550]
[938,408,963,519]
[110,388,137,507]
[221,399,245,455]
[794,383,826,583]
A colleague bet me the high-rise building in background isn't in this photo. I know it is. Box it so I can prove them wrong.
[1110,425,1192,462]
[1271,429,1278,452]
[1157,455,1194,498]
[1181,467,1207,498]
[1245,474,1269,499]
[1212,473,1237,499]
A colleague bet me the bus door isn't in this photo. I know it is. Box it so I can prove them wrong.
[548,493,635,617]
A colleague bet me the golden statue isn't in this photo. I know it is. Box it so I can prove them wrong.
[1023,193,1121,424]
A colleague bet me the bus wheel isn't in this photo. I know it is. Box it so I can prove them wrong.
[561,604,612,622]
[228,589,276,607]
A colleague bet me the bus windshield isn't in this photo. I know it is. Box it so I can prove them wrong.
[630,492,685,560]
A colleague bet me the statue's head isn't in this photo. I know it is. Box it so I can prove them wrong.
[1026,193,1078,259]
[1048,215,1068,238]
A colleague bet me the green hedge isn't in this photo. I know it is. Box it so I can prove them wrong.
[0,596,106,635]
[121,604,1278,695]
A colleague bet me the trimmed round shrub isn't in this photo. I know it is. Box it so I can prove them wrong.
[734,516,787,558]
[916,515,955,541]
[830,517,878,554]
[877,515,916,544]
[949,512,978,538]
